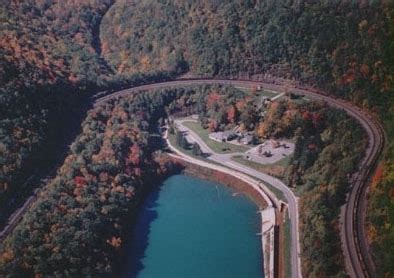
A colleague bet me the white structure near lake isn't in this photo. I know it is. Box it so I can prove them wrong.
[244,140,294,164]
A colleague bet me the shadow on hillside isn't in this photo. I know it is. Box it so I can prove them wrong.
[122,187,161,277]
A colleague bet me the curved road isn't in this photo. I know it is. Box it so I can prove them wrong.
[94,78,384,277]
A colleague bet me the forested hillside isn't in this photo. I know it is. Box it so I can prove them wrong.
[0,0,115,224]
[101,1,390,98]
[365,7,394,276]
[1,0,113,86]
[1,0,393,276]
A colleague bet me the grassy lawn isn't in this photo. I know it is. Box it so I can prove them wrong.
[261,90,280,98]
[235,86,279,98]
[231,155,292,201]
[182,121,250,154]
[289,96,310,105]
[232,154,291,174]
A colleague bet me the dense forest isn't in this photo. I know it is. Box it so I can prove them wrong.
[1,0,393,276]
[0,0,113,225]
[102,1,391,99]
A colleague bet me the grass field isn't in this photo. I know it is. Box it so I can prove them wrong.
[232,154,291,172]
[235,86,279,98]
[289,95,310,105]
[182,121,249,154]
[260,90,280,98]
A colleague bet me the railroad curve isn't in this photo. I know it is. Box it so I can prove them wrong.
[93,78,384,277]
[1,78,382,278]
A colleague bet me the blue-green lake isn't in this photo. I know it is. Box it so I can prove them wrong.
[125,174,262,278]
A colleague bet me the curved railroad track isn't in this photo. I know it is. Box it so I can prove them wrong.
[291,85,384,277]
[1,78,383,278]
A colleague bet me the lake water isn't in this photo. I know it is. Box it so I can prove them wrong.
[124,174,262,278]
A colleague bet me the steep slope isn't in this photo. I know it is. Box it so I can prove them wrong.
[0,0,114,224]
[101,1,390,99]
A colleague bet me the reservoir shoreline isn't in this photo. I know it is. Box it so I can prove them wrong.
[125,174,263,277]
[169,155,277,278]
[181,161,269,210]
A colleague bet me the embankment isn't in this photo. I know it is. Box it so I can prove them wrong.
[168,155,277,278]
[174,158,268,209]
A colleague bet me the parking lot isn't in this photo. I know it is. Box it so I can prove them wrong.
[244,140,294,164]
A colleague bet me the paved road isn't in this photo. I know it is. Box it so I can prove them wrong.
[175,119,302,278]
